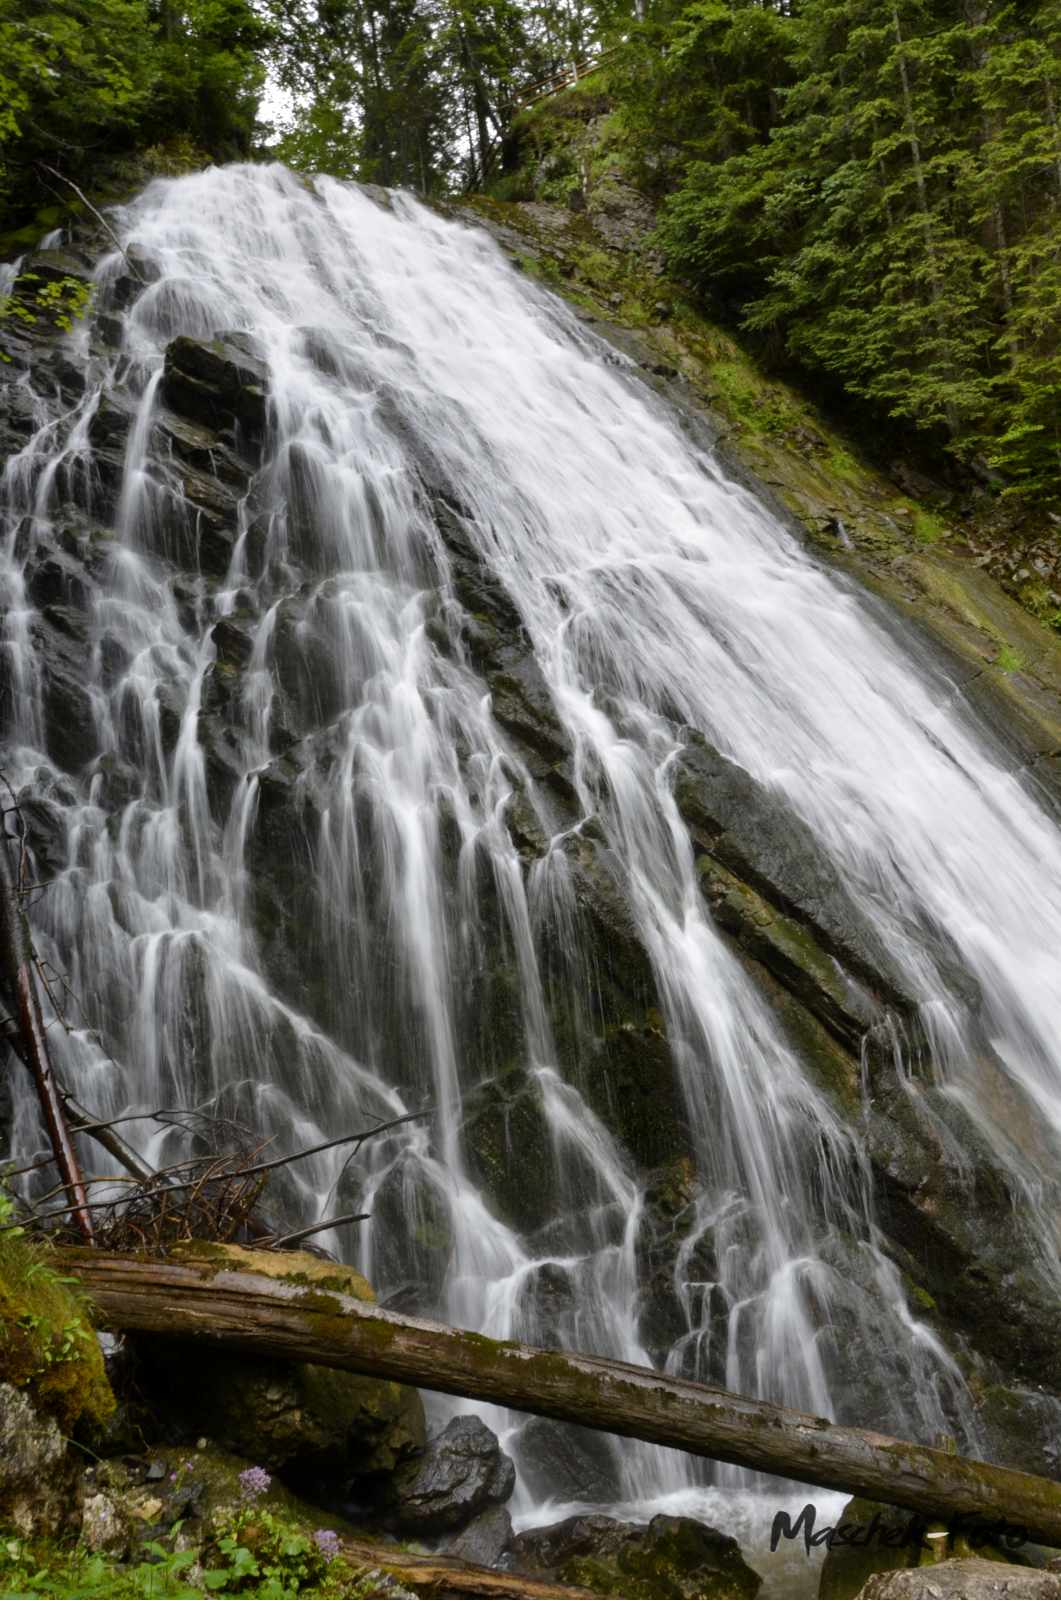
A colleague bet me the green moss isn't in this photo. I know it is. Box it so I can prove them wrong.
[997,643,1026,673]
[0,1189,114,1435]
[913,506,950,542]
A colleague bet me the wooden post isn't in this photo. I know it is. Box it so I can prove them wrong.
[64,1249,1061,1550]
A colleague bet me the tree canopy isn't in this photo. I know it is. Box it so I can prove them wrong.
[1,0,1060,499]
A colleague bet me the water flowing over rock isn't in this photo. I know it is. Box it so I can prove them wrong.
[5,163,1061,1569]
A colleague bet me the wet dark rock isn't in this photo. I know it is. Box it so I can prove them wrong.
[161,332,268,434]
[675,732,980,1018]
[211,615,254,669]
[382,1414,515,1535]
[443,1503,513,1566]
[976,1384,1061,1479]
[508,1512,635,1575]
[697,855,879,1052]
[94,312,125,348]
[367,1159,455,1317]
[35,612,96,772]
[1,382,41,437]
[509,1512,761,1599]
[634,1157,723,1372]
[0,1384,84,1538]
[514,1416,622,1505]
[551,831,685,1170]
[461,1064,553,1233]
[28,550,92,613]
[88,389,137,453]
[125,243,162,285]
[863,1052,1061,1390]
[36,349,88,397]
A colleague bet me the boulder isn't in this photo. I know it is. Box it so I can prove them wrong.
[443,1504,514,1566]
[0,1384,84,1538]
[819,1499,924,1599]
[508,1512,761,1599]
[514,1415,622,1504]
[382,1414,515,1535]
[133,1246,425,1487]
[858,1558,1061,1598]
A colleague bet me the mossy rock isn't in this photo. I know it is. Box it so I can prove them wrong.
[461,1064,554,1234]
[136,1247,424,1487]
[0,1226,115,1437]
[557,1515,761,1599]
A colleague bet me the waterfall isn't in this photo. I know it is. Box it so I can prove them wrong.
[4,162,1061,1591]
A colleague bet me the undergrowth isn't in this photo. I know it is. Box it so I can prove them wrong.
[0,1183,114,1433]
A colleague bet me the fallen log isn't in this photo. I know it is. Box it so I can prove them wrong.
[338,1536,595,1599]
[65,1249,1061,1550]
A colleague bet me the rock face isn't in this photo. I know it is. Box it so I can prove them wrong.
[382,1414,515,1534]
[0,1384,84,1538]
[858,1558,1061,1598]
[507,1512,761,1600]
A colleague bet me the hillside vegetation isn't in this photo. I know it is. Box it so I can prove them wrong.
[2,0,1060,508]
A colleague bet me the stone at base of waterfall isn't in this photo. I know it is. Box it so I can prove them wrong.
[382,1415,515,1534]
[128,1246,426,1485]
[858,1557,1061,1598]
[81,1491,132,1558]
[0,1384,84,1539]
[442,1503,514,1566]
[506,1512,762,1600]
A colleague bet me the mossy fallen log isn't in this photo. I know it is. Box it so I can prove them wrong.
[64,1247,1061,1549]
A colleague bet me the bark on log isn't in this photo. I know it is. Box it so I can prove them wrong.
[0,835,95,1242]
[64,1249,1061,1550]
[337,1536,595,1599]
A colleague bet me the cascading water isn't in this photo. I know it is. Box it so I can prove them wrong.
[4,162,1061,1594]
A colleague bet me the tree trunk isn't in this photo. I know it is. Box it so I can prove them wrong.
[0,832,95,1243]
[65,1249,1061,1549]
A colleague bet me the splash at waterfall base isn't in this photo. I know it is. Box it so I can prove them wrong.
[6,160,1061,1600]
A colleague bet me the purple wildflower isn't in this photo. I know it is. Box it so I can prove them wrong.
[238,1466,272,1502]
[169,1473,178,1482]
[314,1530,340,1562]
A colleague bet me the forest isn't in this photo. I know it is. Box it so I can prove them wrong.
[2,0,1060,497]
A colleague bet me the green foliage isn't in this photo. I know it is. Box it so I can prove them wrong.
[0,1501,362,1600]
[603,0,1061,500]
[0,1533,201,1599]
[264,0,625,190]
[0,0,269,231]
[0,1182,114,1434]
[203,1505,337,1597]
[0,272,94,354]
